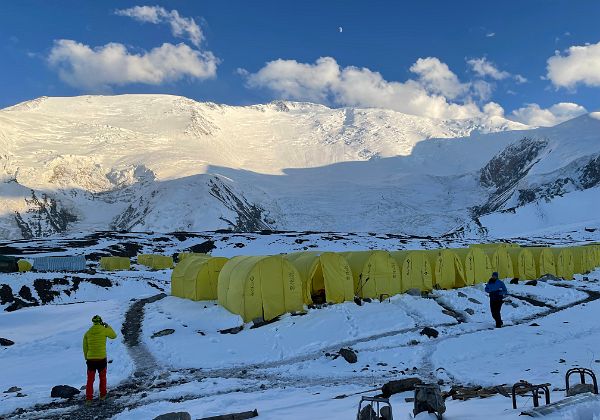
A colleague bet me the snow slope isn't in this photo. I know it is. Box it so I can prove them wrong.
[2,230,600,419]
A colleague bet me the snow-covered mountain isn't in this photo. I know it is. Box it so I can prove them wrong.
[0,94,598,239]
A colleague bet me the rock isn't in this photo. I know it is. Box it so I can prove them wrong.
[0,284,14,305]
[510,278,519,284]
[414,383,446,416]
[50,385,80,399]
[16,392,26,397]
[198,409,259,420]
[441,309,455,317]
[153,413,192,420]
[219,326,244,335]
[420,327,439,339]
[408,339,420,346]
[151,329,175,338]
[0,337,15,346]
[4,386,21,393]
[362,297,372,303]
[338,348,358,364]
[405,288,422,297]
[381,377,423,397]
[559,359,566,363]
[530,322,540,327]
[525,280,538,286]
[457,291,467,298]
[539,274,561,281]
[464,308,475,315]
[467,297,482,305]
[567,383,596,397]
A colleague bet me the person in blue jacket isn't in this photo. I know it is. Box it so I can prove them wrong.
[484,272,508,328]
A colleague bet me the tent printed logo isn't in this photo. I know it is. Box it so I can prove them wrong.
[288,272,296,291]
[249,275,255,296]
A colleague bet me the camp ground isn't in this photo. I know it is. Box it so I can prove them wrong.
[2,231,600,420]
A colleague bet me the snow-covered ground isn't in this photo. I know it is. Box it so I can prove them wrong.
[2,232,600,419]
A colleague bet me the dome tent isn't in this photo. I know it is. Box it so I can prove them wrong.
[390,250,433,292]
[284,251,354,304]
[340,251,401,299]
[137,254,174,270]
[571,246,594,274]
[218,255,303,322]
[507,248,537,280]
[551,247,575,280]
[423,249,466,289]
[452,248,492,286]
[171,254,228,301]
[528,247,557,277]
[472,246,514,279]
[100,256,130,271]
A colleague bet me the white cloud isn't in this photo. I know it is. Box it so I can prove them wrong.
[486,32,496,38]
[467,57,510,80]
[514,74,528,84]
[547,41,600,88]
[116,5,203,47]
[510,102,587,126]
[47,39,218,90]
[409,57,469,100]
[244,56,503,120]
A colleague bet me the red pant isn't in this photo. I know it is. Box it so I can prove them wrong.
[86,359,108,400]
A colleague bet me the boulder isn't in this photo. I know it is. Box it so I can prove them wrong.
[467,297,482,305]
[381,378,423,397]
[0,337,15,346]
[338,348,357,364]
[457,291,467,298]
[50,385,80,399]
[219,326,244,335]
[525,280,538,286]
[153,413,192,420]
[3,386,21,393]
[510,278,519,285]
[539,274,561,281]
[199,409,259,420]
[405,288,422,297]
[151,329,175,338]
[420,327,439,339]
[464,308,475,315]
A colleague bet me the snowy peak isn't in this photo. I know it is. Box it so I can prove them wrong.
[0,94,597,239]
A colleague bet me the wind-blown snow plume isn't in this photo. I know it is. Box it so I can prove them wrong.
[116,5,203,47]
[47,40,218,90]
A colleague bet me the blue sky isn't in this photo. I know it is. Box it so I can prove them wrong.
[2,0,600,125]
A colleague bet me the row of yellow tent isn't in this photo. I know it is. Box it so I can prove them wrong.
[170,244,600,323]
[99,254,174,271]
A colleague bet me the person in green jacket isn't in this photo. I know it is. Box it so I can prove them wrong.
[83,315,117,403]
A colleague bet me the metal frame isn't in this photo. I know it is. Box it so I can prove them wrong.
[356,396,393,420]
[511,380,551,409]
[566,368,598,395]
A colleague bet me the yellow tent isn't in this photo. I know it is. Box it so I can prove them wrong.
[17,259,33,272]
[423,249,466,289]
[339,251,401,299]
[171,254,228,300]
[100,256,130,271]
[453,248,492,285]
[218,255,303,322]
[585,245,600,267]
[551,247,575,280]
[528,247,557,277]
[571,246,594,274]
[390,250,433,292]
[478,247,514,279]
[284,251,354,304]
[137,254,174,270]
[507,248,537,280]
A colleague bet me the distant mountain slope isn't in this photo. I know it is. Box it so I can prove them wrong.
[0,94,598,239]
